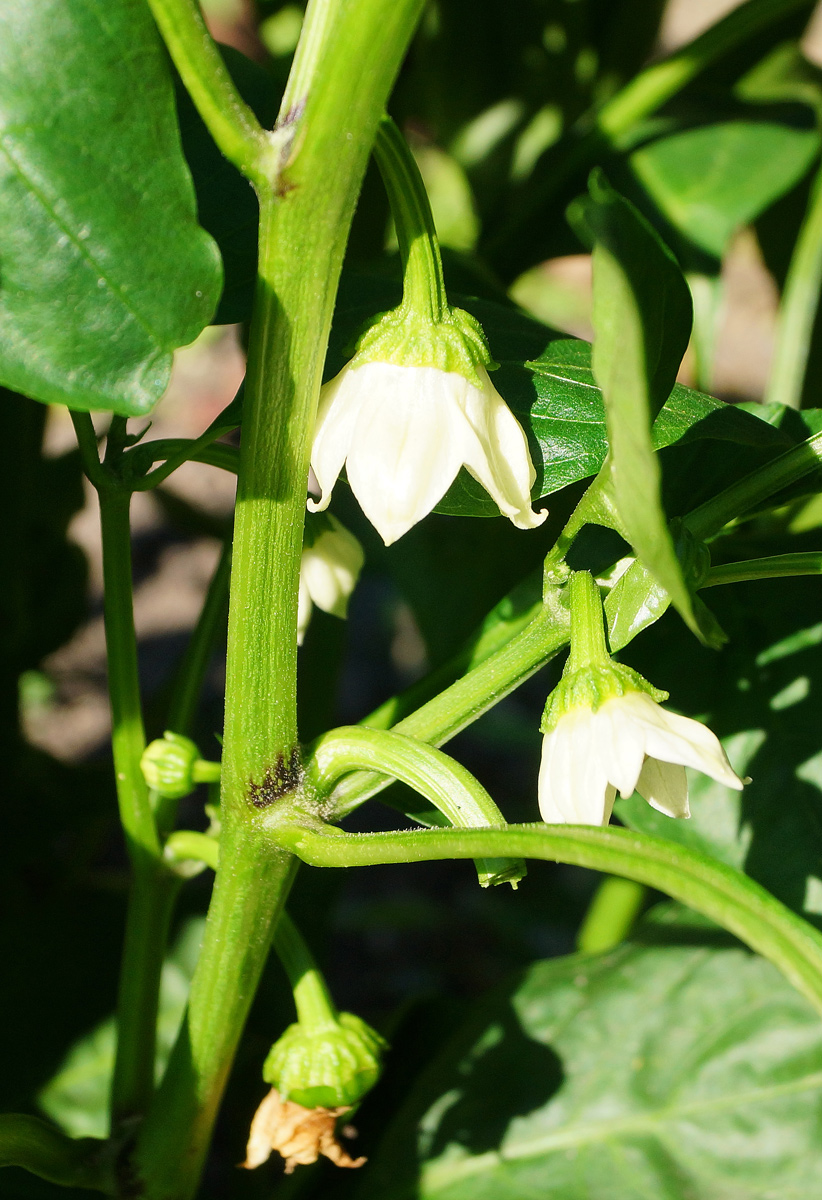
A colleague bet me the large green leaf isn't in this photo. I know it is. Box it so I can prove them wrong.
[357,933,822,1199]
[0,0,221,416]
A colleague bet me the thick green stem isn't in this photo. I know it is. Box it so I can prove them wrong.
[373,116,447,320]
[329,605,570,817]
[134,2,424,1195]
[274,912,339,1030]
[162,835,339,1031]
[144,0,272,186]
[766,159,822,409]
[703,552,822,587]
[98,487,172,1131]
[0,1116,113,1194]
[270,821,822,1018]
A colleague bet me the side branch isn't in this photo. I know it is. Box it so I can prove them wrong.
[269,820,822,1019]
[0,1116,113,1194]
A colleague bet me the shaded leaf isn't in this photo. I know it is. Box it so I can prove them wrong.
[0,0,221,415]
[38,919,204,1138]
[631,105,820,259]
[617,575,822,927]
[358,938,822,1199]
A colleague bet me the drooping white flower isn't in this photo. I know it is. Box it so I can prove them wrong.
[298,515,364,646]
[308,305,547,546]
[538,672,744,827]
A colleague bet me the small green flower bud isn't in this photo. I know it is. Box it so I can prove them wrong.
[140,731,199,799]
[263,1014,387,1109]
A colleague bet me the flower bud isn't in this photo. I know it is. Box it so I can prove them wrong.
[298,514,364,645]
[140,731,199,799]
[262,1013,387,1109]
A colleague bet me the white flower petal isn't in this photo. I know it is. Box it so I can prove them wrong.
[344,365,465,545]
[302,518,365,618]
[308,363,367,514]
[636,758,690,818]
[458,366,547,531]
[591,698,647,799]
[539,710,612,825]
[616,691,743,790]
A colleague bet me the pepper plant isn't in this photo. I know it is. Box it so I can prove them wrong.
[5,0,822,1197]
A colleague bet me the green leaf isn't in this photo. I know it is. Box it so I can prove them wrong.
[38,918,204,1138]
[568,173,725,646]
[0,0,222,416]
[631,108,820,259]
[358,937,822,1199]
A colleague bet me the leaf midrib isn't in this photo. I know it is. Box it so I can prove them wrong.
[421,1069,822,1192]
[0,133,162,345]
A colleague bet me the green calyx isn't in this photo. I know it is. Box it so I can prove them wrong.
[350,302,497,389]
[540,661,668,734]
[140,731,220,799]
[141,731,200,799]
[262,1012,387,1109]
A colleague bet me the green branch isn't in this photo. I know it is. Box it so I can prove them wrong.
[310,725,524,886]
[270,820,822,1018]
[686,428,822,539]
[329,603,570,817]
[134,1,426,1194]
[144,0,273,186]
[704,552,822,587]
[0,1115,113,1193]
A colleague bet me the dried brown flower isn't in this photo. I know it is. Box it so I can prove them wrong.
[241,1088,367,1175]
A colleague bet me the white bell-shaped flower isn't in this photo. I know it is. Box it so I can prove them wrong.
[298,515,364,646]
[538,683,744,826]
[308,306,547,546]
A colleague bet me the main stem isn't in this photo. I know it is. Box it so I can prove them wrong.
[134,0,425,1193]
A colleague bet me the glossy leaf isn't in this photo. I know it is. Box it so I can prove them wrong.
[0,0,221,415]
[358,934,822,1199]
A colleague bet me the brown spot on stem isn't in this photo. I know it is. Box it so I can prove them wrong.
[248,747,302,808]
